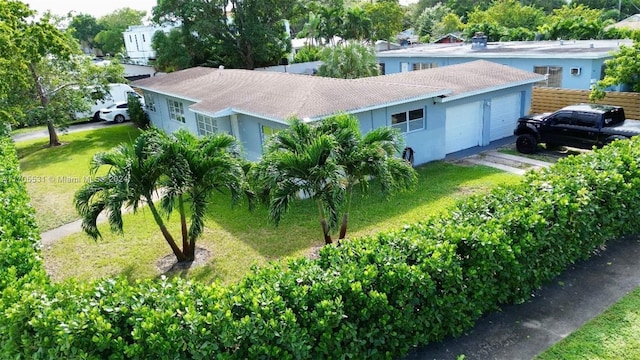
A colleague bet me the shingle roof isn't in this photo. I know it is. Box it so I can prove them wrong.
[133,60,543,121]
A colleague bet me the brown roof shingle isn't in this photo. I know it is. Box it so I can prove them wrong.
[133,60,543,121]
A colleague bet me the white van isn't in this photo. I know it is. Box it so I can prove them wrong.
[76,83,140,121]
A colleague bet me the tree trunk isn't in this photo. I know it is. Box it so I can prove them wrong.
[46,120,60,147]
[320,218,333,245]
[338,212,349,240]
[28,62,61,147]
[147,198,186,262]
[178,195,191,259]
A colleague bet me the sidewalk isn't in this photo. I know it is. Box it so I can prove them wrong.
[404,235,640,359]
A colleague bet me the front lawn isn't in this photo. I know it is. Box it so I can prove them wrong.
[15,124,141,231]
[40,157,520,284]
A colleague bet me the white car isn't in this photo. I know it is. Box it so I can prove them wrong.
[99,101,130,123]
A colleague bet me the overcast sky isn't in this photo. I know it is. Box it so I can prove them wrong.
[23,0,157,19]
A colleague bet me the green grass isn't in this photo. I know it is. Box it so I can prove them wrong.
[15,124,141,231]
[41,161,520,285]
[11,118,92,136]
[536,287,640,359]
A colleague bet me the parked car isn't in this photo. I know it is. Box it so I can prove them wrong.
[75,83,140,121]
[99,101,130,123]
[513,103,640,153]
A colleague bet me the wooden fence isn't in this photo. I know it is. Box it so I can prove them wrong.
[531,87,640,120]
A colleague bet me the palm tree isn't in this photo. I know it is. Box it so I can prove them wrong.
[343,6,371,41]
[317,114,417,239]
[249,118,345,245]
[74,129,186,260]
[75,128,249,262]
[250,114,417,244]
[158,129,248,260]
[317,42,379,79]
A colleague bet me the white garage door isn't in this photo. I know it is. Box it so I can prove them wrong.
[490,93,521,141]
[445,102,482,154]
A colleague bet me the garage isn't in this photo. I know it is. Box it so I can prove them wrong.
[445,101,483,154]
[489,93,522,141]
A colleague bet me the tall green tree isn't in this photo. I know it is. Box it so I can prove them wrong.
[67,13,103,54]
[466,0,546,30]
[151,29,192,72]
[365,1,404,48]
[0,0,124,146]
[343,6,371,41]
[95,8,146,56]
[415,3,452,38]
[75,129,250,262]
[154,0,294,69]
[317,42,379,79]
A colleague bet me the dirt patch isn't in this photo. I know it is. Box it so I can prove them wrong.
[156,246,212,274]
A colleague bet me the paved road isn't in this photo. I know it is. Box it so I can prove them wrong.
[11,121,128,143]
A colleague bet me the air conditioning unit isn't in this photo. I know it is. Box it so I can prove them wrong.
[570,67,581,76]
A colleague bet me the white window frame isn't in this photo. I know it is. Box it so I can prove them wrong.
[391,108,425,133]
[167,99,185,123]
[533,66,563,88]
[143,93,155,112]
[196,113,218,136]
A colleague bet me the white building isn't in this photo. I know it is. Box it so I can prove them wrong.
[123,25,175,65]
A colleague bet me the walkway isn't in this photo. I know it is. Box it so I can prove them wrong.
[404,235,640,359]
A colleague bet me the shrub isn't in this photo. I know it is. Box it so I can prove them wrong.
[3,135,640,358]
[127,94,150,129]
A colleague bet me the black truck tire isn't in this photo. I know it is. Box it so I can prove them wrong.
[516,134,538,154]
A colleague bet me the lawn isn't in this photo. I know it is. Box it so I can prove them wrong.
[15,124,141,231]
[536,287,640,359]
[43,161,520,284]
[24,126,520,284]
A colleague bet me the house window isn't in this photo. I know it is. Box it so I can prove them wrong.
[260,125,279,145]
[143,93,156,112]
[142,34,146,42]
[167,99,185,123]
[401,62,409,72]
[533,66,562,88]
[378,63,386,75]
[412,63,438,71]
[391,108,424,133]
[196,113,218,136]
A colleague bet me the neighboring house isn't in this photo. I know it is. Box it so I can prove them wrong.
[605,14,640,31]
[432,33,464,44]
[254,61,322,75]
[123,25,175,65]
[376,38,633,90]
[132,60,543,166]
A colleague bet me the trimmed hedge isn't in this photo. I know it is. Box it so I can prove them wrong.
[3,135,640,358]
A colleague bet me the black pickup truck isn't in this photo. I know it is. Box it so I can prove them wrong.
[513,103,640,154]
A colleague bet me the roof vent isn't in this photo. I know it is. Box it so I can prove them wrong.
[218,65,224,78]
[471,32,487,50]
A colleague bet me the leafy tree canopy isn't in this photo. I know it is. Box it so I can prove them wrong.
[94,8,146,56]
[591,32,640,100]
[67,13,103,50]
[0,0,125,145]
[365,1,404,43]
[467,0,546,30]
[151,29,192,72]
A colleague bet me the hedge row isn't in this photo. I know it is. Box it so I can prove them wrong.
[2,136,640,358]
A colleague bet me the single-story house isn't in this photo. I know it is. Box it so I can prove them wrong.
[376,38,632,90]
[605,14,640,31]
[132,60,544,166]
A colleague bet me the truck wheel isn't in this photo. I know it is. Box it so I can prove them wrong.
[516,134,538,154]
[114,114,125,123]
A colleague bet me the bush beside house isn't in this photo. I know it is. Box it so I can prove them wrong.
[2,133,640,358]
